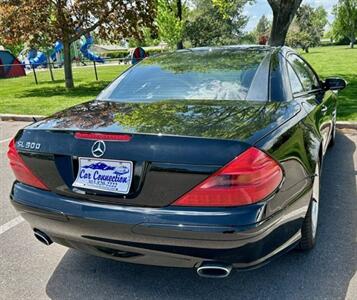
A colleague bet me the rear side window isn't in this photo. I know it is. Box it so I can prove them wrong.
[287,62,304,94]
[287,54,320,92]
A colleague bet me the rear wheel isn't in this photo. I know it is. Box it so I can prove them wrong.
[299,162,320,250]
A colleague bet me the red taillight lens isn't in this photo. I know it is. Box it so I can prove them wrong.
[74,132,132,141]
[7,139,49,190]
[172,147,283,207]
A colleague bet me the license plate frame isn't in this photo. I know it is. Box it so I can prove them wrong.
[72,157,133,195]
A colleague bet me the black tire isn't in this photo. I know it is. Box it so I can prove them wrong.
[328,122,336,148]
[299,201,316,250]
[298,162,320,250]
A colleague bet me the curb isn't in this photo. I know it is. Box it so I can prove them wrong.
[0,114,356,129]
[336,121,357,130]
[0,114,45,122]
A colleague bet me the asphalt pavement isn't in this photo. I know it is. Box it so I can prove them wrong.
[0,121,356,300]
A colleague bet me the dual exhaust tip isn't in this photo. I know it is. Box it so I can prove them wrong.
[196,262,232,278]
[33,229,232,278]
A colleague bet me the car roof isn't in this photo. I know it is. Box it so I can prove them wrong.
[161,45,298,63]
[170,45,295,102]
[126,45,296,102]
[173,45,297,57]
[178,44,277,54]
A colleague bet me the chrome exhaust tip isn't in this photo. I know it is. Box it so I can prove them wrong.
[196,263,232,278]
[34,229,53,246]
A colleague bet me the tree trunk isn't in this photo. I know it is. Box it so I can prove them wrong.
[350,35,355,48]
[176,0,184,50]
[176,41,184,50]
[269,13,291,46]
[46,50,55,82]
[268,0,303,46]
[63,41,74,89]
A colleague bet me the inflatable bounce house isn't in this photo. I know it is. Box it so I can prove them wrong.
[0,50,26,78]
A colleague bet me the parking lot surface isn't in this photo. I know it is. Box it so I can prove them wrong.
[0,121,356,300]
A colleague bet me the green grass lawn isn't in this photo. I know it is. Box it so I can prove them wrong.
[0,64,128,115]
[0,46,356,120]
[300,46,357,121]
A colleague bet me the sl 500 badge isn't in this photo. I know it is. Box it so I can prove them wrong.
[17,141,41,150]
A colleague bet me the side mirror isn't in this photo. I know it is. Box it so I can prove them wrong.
[324,77,347,91]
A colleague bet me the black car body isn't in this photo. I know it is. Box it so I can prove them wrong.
[9,46,346,277]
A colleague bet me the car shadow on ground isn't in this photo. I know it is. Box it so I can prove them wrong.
[46,132,356,300]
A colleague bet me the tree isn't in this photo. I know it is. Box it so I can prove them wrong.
[185,0,250,47]
[156,0,185,49]
[254,15,271,44]
[267,0,303,46]
[0,0,155,89]
[286,5,327,52]
[256,15,270,37]
[332,0,357,48]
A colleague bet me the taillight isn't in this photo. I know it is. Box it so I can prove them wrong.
[172,147,283,207]
[75,132,132,141]
[7,139,49,190]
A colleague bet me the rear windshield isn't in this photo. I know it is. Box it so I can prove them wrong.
[97,48,270,102]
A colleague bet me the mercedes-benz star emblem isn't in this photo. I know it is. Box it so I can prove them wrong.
[91,140,106,158]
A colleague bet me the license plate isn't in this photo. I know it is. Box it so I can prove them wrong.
[72,157,133,194]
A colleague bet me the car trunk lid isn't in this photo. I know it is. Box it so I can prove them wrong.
[14,100,300,207]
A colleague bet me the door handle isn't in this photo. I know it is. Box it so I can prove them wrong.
[321,105,328,113]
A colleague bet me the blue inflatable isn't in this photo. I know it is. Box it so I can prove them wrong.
[50,41,63,61]
[24,32,103,68]
[80,34,104,63]
[28,49,47,68]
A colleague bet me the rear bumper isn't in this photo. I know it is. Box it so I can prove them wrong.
[10,182,310,269]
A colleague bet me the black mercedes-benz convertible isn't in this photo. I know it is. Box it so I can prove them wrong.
[8,46,346,278]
